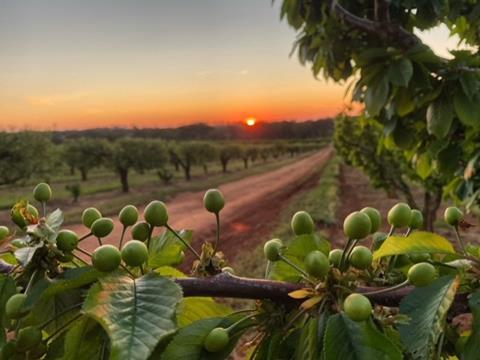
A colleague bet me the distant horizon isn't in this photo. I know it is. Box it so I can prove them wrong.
[1,117,334,133]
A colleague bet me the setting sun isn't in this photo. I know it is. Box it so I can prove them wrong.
[246,118,256,126]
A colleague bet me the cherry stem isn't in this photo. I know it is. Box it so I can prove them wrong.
[78,232,92,243]
[71,253,89,265]
[454,226,467,256]
[165,224,201,260]
[45,313,82,343]
[119,226,127,249]
[340,238,353,270]
[278,254,315,285]
[42,202,47,218]
[96,237,102,246]
[224,313,258,334]
[213,212,220,253]
[121,264,136,278]
[387,225,395,238]
[360,280,409,296]
[404,228,412,237]
[25,268,39,295]
[40,302,83,329]
[147,225,154,249]
[76,247,93,258]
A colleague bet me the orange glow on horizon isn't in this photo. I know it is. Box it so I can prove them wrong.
[245,117,256,126]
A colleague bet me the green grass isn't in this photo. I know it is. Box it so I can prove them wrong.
[233,155,341,279]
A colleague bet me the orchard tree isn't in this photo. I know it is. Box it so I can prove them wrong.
[0,183,478,359]
[239,145,259,169]
[335,115,446,230]
[0,132,56,185]
[110,138,167,192]
[63,138,110,181]
[218,144,242,173]
[278,0,480,213]
[169,142,217,181]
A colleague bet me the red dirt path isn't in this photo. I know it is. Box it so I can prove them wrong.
[71,147,334,259]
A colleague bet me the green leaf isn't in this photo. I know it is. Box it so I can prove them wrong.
[62,317,109,360]
[176,297,232,328]
[394,88,415,116]
[373,232,455,260]
[148,230,192,268]
[161,317,239,360]
[426,100,454,138]
[459,73,480,100]
[323,313,402,360]
[388,58,413,87]
[269,234,330,282]
[463,289,480,359]
[365,77,389,116]
[294,316,318,360]
[83,273,182,360]
[454,92,480,127]
[24,267,101,310]
[416,153,433,180]
[0,275,16,327]
[399,275,459,359]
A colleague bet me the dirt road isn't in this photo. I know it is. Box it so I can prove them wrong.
[72,147,334,260]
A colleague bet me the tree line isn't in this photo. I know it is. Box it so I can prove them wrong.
[0,132,323,193]
[50,119,333,142]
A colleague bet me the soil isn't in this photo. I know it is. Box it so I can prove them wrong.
[71,147,334,260]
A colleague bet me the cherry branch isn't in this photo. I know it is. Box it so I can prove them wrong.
[328,1,420,49]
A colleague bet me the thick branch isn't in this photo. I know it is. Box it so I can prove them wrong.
[374,0,390,22]
[176,273,301,302]
[330,1,420,49]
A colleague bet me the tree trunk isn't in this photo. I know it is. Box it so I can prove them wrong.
[174,161,180,172]
[203,164,208,175]
[221,159,228,173]
[118,168,129,193]
[80,168,88,182]
[422,188,442,232]
[243,158,249,169]
[184,166,191,181]
[70,166,75,175]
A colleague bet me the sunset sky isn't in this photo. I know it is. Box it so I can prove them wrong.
[0,0,464,131]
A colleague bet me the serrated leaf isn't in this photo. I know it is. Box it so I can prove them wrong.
[388,58,413,87]
[268,234,330,282]
[24,267,101,310]
[62,317,109,360]
[161,317,239,360]
[399,275,459,359]
[83,273,182,360]
[426,100,454,138]
[148,230,192,268]
[373,232,455,260]
[365,77,389,116]
[454,92,480,127]
[463,289,480,359]
[323,313,402,360]
[176,297,231,328]
[295,316,318,360]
